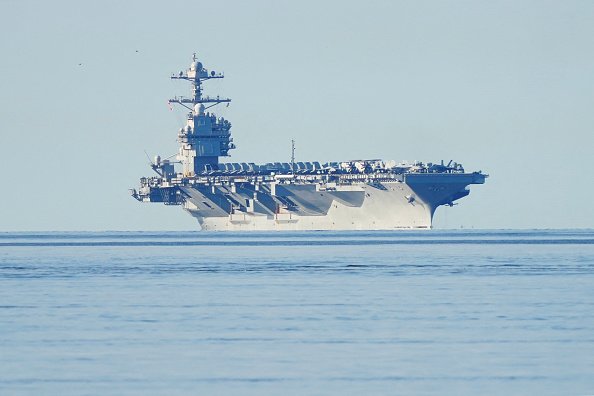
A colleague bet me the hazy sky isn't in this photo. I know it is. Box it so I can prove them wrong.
[1,0,593,230]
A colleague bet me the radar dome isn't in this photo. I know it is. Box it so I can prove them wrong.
[191,62,203,71]
[194,103,205,115]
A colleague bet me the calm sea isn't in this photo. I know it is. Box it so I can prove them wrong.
[1,230,593,395]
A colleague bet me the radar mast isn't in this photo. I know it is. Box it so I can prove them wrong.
[170,53,234,175]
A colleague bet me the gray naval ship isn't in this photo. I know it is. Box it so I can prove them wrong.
[132,54,487,231]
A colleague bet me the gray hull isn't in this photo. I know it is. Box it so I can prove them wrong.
[176,173,484,231]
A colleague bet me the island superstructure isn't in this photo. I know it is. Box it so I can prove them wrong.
[132,54,487,230]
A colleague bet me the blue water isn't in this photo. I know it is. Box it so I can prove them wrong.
[1,230,593,395]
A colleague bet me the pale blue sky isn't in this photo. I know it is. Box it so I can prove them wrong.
[1,0,593,230]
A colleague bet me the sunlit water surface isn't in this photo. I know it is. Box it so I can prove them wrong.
[1,230,593,395]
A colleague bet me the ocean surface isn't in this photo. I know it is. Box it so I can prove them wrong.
[1,230,593,395]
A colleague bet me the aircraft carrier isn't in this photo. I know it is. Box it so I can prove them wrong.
[132,54,487,230]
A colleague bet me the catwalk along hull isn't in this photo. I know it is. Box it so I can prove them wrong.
[132,54,487,230]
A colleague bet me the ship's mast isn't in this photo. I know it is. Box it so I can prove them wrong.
[291,140,295,175]
[170,53,231,109]
[171,53,235,175]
